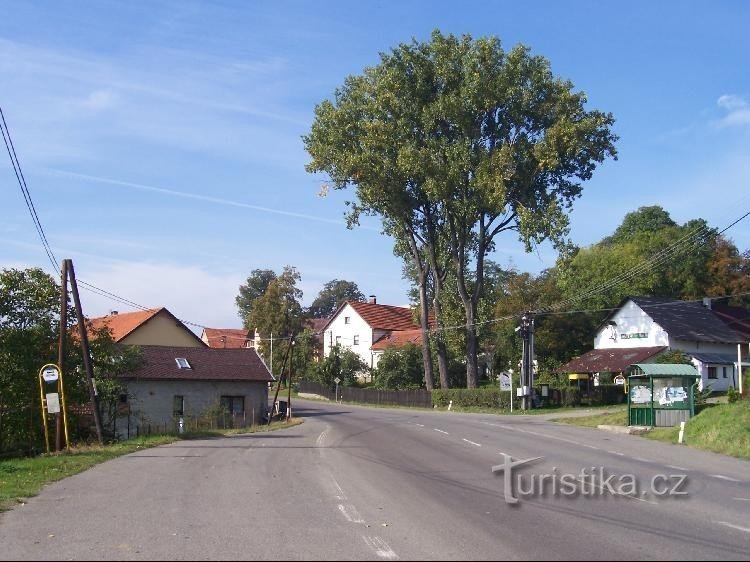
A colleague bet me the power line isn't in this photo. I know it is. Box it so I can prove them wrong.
[1,105,58,271]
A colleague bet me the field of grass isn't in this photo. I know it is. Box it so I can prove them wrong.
[0,419,303,511]
[553,400,750,459]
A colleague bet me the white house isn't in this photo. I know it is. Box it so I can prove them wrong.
[321,297,424,370]
[561,296,749,392]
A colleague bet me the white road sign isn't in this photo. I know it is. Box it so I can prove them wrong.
[46,392,61,414]
[42,367,60,383]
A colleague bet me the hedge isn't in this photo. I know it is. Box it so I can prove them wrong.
[432,388,511,410]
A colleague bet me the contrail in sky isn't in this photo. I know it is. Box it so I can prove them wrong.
[48,169,380,231]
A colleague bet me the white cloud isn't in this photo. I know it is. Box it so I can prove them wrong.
[79,261,245,330]
[716,94,750,127]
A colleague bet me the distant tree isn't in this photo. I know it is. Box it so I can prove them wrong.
[704,237,750,305]
[236,269,277,330]
[249,266,305,376]
[603,206,677,245]
[308,279,365,319]
[373,343,424,390]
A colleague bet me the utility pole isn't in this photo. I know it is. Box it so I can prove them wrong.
[55,260,70,451]
[67,259,104,444]
[287,338,294,422]
[519,312,535,410]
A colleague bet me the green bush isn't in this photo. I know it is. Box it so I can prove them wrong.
[728,386,741,404]
[432,388,511,410]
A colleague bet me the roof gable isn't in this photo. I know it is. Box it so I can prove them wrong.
[87,308,207,347]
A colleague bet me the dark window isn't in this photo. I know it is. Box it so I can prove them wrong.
[723,366,728,378]
[708,366,717,380]
[221,396,245,417]
[173,395,184,417]
[353,335,359,345]
[344,317,351,324]
[118,393,128,404]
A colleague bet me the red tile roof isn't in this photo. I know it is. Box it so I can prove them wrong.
[558,346,667,374]
[87,308,163,342]
[202,328,252,349]
[347,301,420,331]
[371,328,424,351]
[120,345,273,382]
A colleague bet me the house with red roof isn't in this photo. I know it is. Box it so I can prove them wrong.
[200,327,254,349]
[321,296,425,371]
[114,345,273,437]
[87,308,206,347]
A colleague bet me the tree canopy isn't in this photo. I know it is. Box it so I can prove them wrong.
[236,269,277,330]
[307,279,365,319]
[305,30,617,387]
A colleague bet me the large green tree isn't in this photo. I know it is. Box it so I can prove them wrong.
[305,30,617,388]
[236,269,277,330]
[307,279,365,319]
[249,266,305,376]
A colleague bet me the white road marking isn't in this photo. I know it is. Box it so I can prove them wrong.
[633,457,650,463]
[363,536,399,560]
[416,423,425,427]
[462,438,482,447]
[608,451,626,457]
[315,426,329,448]
[666,465,689,471]
[433,429,449,435]
[338,504,365,524]
[717,521,750,534]
[711,474,741,483]
[733,497,750,502]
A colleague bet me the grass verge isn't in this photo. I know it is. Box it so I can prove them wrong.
[553,400,750,460]
[0,418,303,511]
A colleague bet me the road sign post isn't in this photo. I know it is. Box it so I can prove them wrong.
[37,363,68,454]
[334,377,341,403]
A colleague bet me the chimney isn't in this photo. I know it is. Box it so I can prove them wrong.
[702,297,712,310]
[368,295,377,304]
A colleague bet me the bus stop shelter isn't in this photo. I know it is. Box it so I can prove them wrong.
[627,363,700,427]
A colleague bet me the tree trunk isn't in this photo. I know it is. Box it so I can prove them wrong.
[418,275,435,391]
[432,291,450,388]
[464,301,479,388]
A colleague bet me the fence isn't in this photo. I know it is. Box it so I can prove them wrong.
[299,381,433,408]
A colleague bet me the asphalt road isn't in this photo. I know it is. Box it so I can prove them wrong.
[2,399,749,560]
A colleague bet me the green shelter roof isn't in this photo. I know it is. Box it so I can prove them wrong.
[628,363,699,377]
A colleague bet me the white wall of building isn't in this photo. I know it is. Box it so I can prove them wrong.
[323,303,376,368]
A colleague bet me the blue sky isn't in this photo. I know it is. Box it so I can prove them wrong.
[2,0,749,330]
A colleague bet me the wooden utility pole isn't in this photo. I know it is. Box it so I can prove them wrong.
[287,338,294,422]
[66,259,104,444]
[55,260,70,451]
